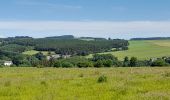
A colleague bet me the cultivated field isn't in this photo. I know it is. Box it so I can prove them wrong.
[113,40,170,60]
[87,40,170,60]
[0,67,170,100]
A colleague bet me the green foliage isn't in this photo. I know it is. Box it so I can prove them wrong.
[77,62,94,68]
[97,75,107,83]
[129,57,138,67]
[35,52,46,60]
[151,59,167,67]
[92,54,117,61]
[61,62,74,68]
[123,56,130,67]
[54,61,62,68]
[6,38,128,56]
[103,60,113,67]
[94,60,104,68]
[0,44,33,53]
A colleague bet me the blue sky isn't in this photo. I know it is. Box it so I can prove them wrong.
[0,0,170,39]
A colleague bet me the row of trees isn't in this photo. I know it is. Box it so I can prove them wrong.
[1,51,169,67]
[3,38,129,56]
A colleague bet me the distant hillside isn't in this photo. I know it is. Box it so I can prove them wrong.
[79,37,107,41]
[131,37,170,40]
[46,35,75,39]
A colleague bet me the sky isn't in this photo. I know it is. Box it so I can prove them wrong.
[0,0,170,39]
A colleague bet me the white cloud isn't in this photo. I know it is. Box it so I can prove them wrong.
[0,21,170,39]
[0,21,170,32]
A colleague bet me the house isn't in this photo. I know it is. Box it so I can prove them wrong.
[62,55,71,59]
[4,61,13,66]
[46,54,61,60]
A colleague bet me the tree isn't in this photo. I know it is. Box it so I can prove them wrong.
[103,60,113,67]
[77,62,93,68]
[35,52,46,60]
[151,59,167,67]
[94,60,104,68]
[123,56,130,67]
[54,61,62,68]
[61,62,74,68]
[129,57,138,67]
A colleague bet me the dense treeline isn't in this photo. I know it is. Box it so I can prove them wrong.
[1,36,170,68]
[3,38,129,56]
[0,49,170,67]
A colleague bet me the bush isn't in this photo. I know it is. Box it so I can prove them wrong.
[151,59,167,67]
[103,60,113,67]
[77,62,93,68]
[97,75,107,83]
[94,60,104,68]
[61,62,74,68]
[54,61,62,68]
[129,57,138,67]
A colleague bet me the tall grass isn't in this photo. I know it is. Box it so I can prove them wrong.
[0,67,170,100]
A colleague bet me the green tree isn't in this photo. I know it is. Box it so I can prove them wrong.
[123,56,130,67]
[61,62,74,68]
[77,62,94,68]
[130,57,138,67]
[151,59,167,67]
[94,60,104,68]
[103,60,113,67]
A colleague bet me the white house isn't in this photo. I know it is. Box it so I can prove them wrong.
[4,61,13,66]
[46,54,61,60]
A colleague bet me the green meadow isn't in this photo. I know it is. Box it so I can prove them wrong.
[88,40,170,60]
[0,67,170,100]
[23,50,55,56]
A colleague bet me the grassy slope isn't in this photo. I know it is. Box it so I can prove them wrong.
[0,67,170,100]
[23,50,55,56]
[113,40,170,60]
[87,40,170,60]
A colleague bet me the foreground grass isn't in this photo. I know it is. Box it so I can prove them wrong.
[0,67,170,100]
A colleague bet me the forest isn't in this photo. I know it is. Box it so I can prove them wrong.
[0,36,129,67]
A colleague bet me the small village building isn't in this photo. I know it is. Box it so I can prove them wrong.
[46,54,61,60]
[4,61,13,66]
[62,55,71,59]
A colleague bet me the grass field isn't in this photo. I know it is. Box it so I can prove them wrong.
[0,67,170,100]
[23,50,55,56]
[88,40,170,60]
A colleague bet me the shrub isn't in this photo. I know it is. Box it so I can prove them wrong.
[103,60,113,67]
[77,62,93,68]
[61,62,74,68]
[151,59,167,67]
[94,60,104,68]
[130,57,138,67]
[54,61,62,68]
[97,75,107,83]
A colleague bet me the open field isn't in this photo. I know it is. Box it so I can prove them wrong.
[23,50,55,56]
[87,40,170,60]
[0,67,170,100]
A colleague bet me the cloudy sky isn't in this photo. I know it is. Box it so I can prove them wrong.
[0,0,170,39]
